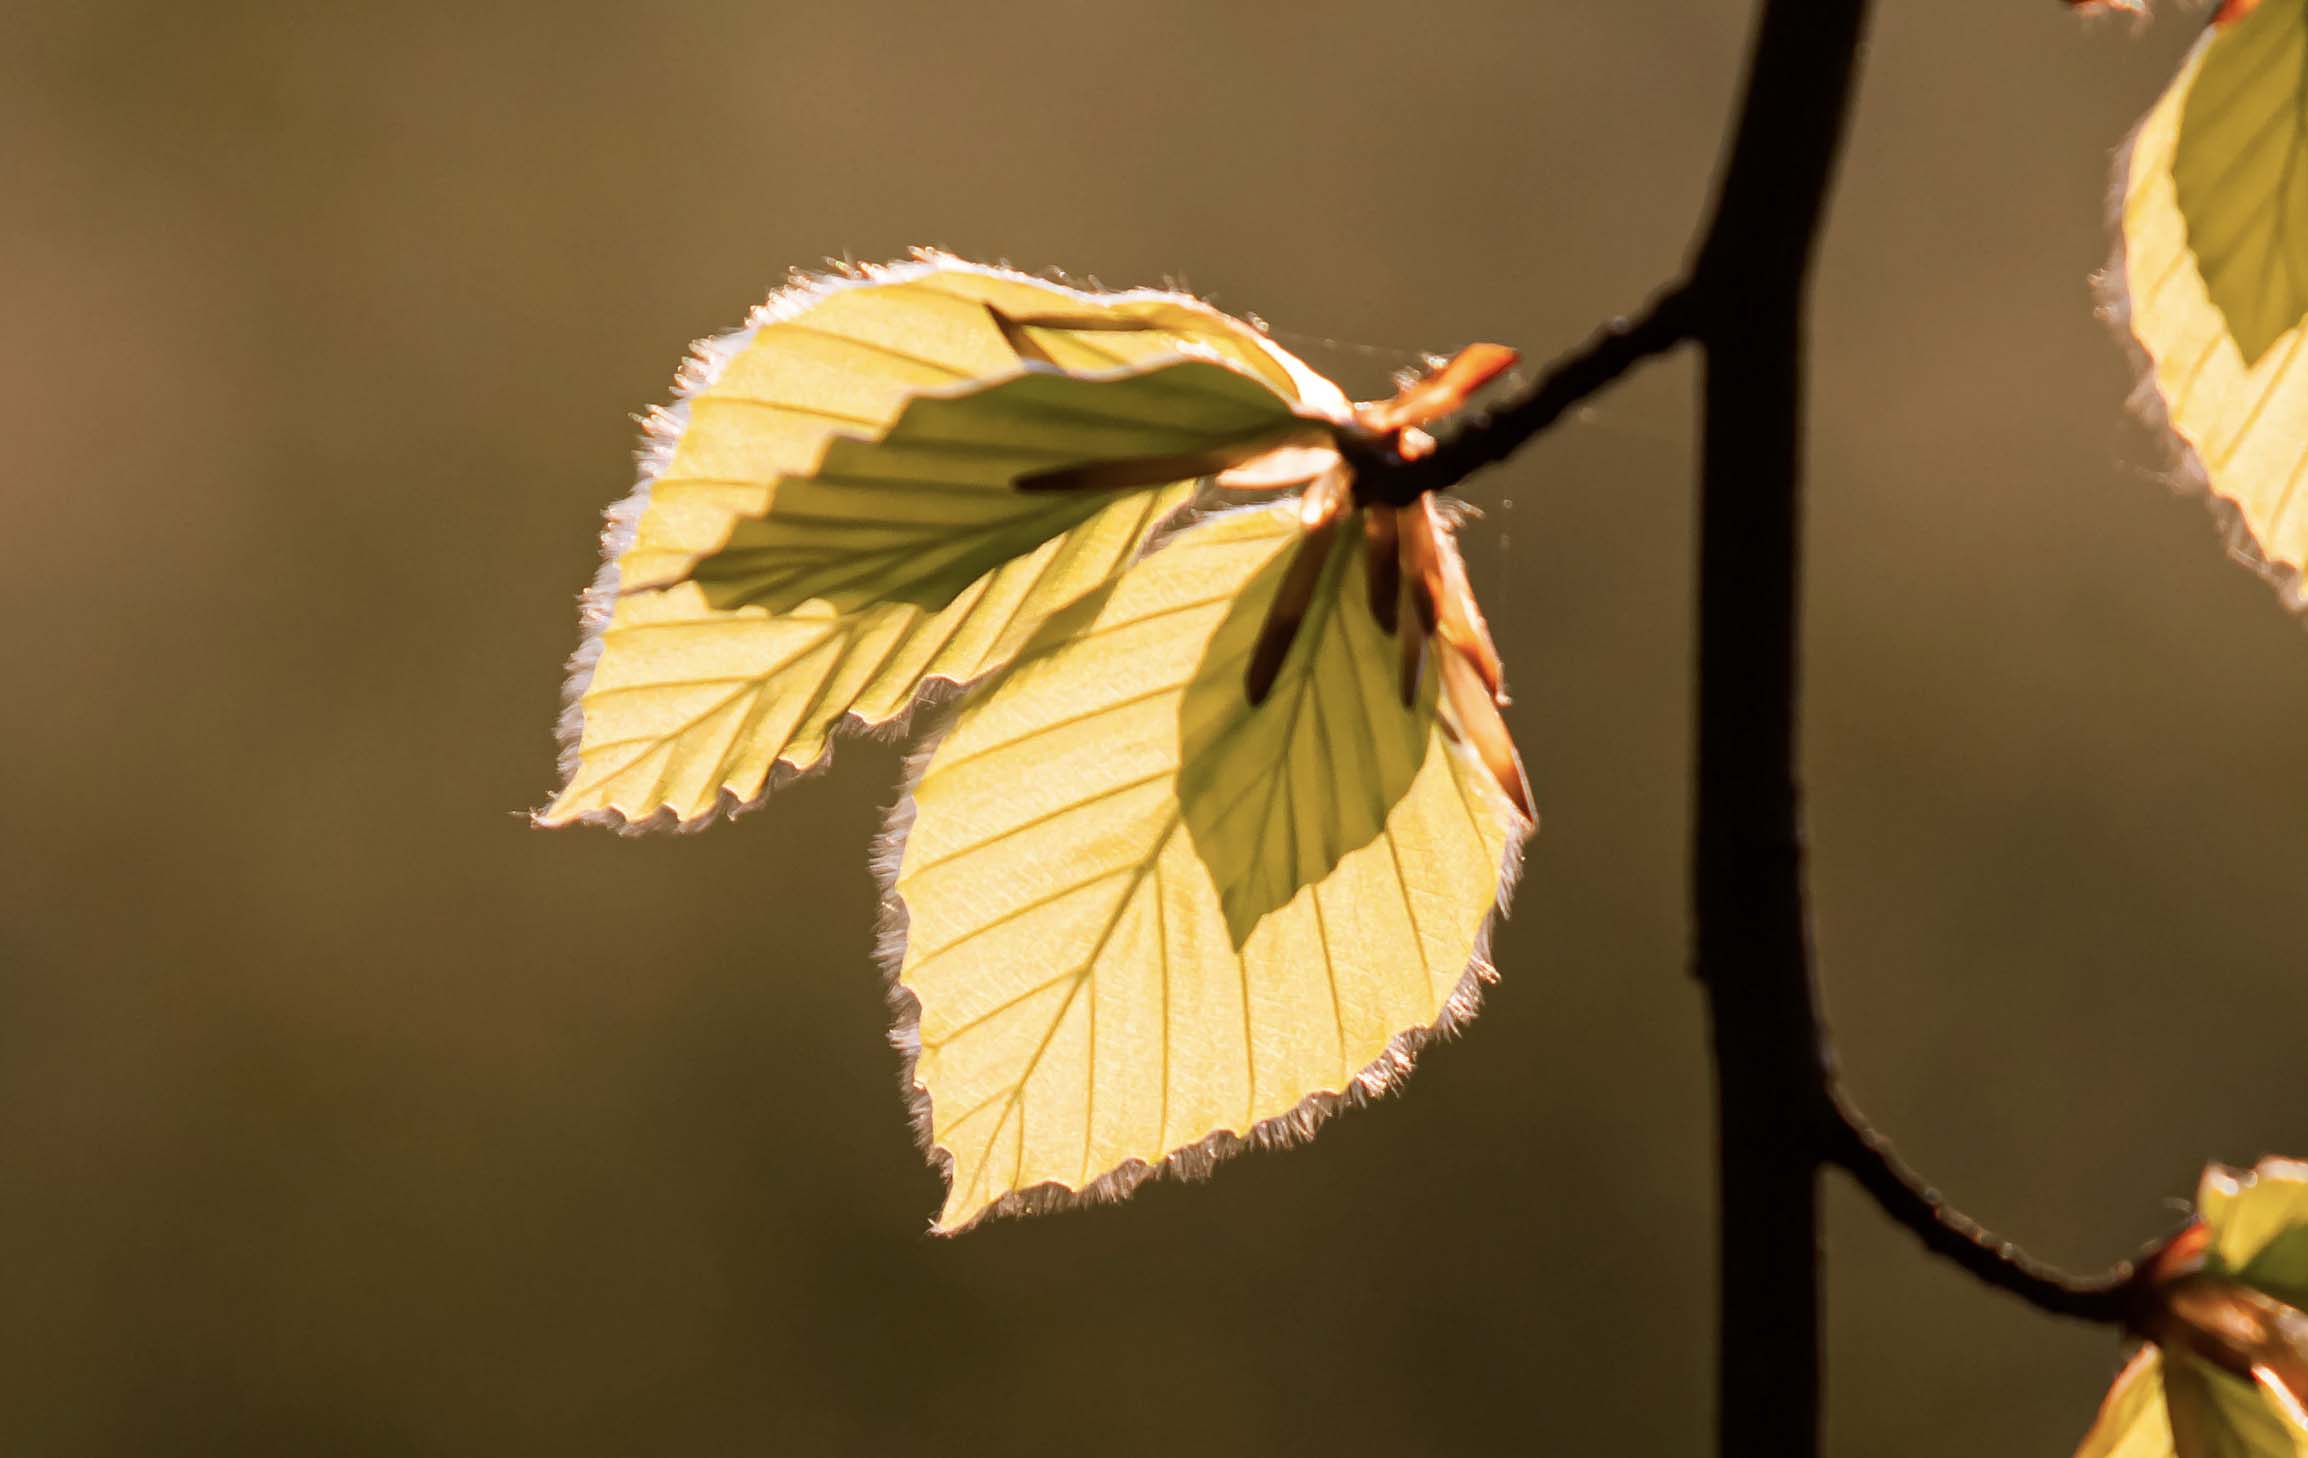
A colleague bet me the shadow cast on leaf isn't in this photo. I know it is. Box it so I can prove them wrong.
[1177,512,1436,949]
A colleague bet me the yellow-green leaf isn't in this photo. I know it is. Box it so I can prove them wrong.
[2171,0,2308,366]
[2165,1349,2307,1458]
[2077,1349,2179,1458]
[2201,1159,2308,1314]
[883,505,1531,1233]
[2073,1348,2306,1458]
[551,487,1190,830]
[2113,8,2308,605]
[2074,1159,2308,1458]
[685,358,1305,615]
[1175,506,1437,947]
[542,254,1342,830]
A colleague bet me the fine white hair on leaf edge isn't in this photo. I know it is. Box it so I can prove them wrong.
[537,250,1349,833]
[2095,51,2308,616]
[871,692,1535,1238]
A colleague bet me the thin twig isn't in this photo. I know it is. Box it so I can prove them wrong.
[1354,286,1696,506]
[1825,1087,2143,1325]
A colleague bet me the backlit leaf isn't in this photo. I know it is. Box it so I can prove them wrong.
[882,505,1531,1233]
[2113,5,2308,605]
[2200,1159,2308,1308]
[2164,1350,2307,1458]
[2171,0,2308,366]
[682,358,1306,615]
[2074,1160,2308,1458]
[2072,1346,2306,1458]
[1176,504,1437,947]
[550,486,1189,830]
[2077,1349,2179,1458]
[542,255,1342,830]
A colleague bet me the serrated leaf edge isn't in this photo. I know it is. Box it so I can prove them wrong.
[867,507,1534,1235]
[2100,36,2308,615]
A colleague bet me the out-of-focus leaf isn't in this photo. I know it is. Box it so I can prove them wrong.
[2075,1159,2308,1458]
[541,255,1340,830]
[2071,1347,2306,1458]
[2164,1348,2307,1458]
[2171,0,2308,365]
[883,505,1530,1233]
[2112,6,2308,604]
[2201,1159,2308,1308]
[2076,1349,2179,1458]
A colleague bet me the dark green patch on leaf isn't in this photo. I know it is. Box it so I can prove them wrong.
[2174,0,2308,367]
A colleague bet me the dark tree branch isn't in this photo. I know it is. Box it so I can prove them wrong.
[1348,2,2153,1451]
[1826,1088,2144,1325]
[1682,3,1873,1456]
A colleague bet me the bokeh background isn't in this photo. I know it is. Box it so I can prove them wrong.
[6,2,2303,1454]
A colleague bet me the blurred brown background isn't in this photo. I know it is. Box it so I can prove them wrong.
[4,2,2302,1454]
